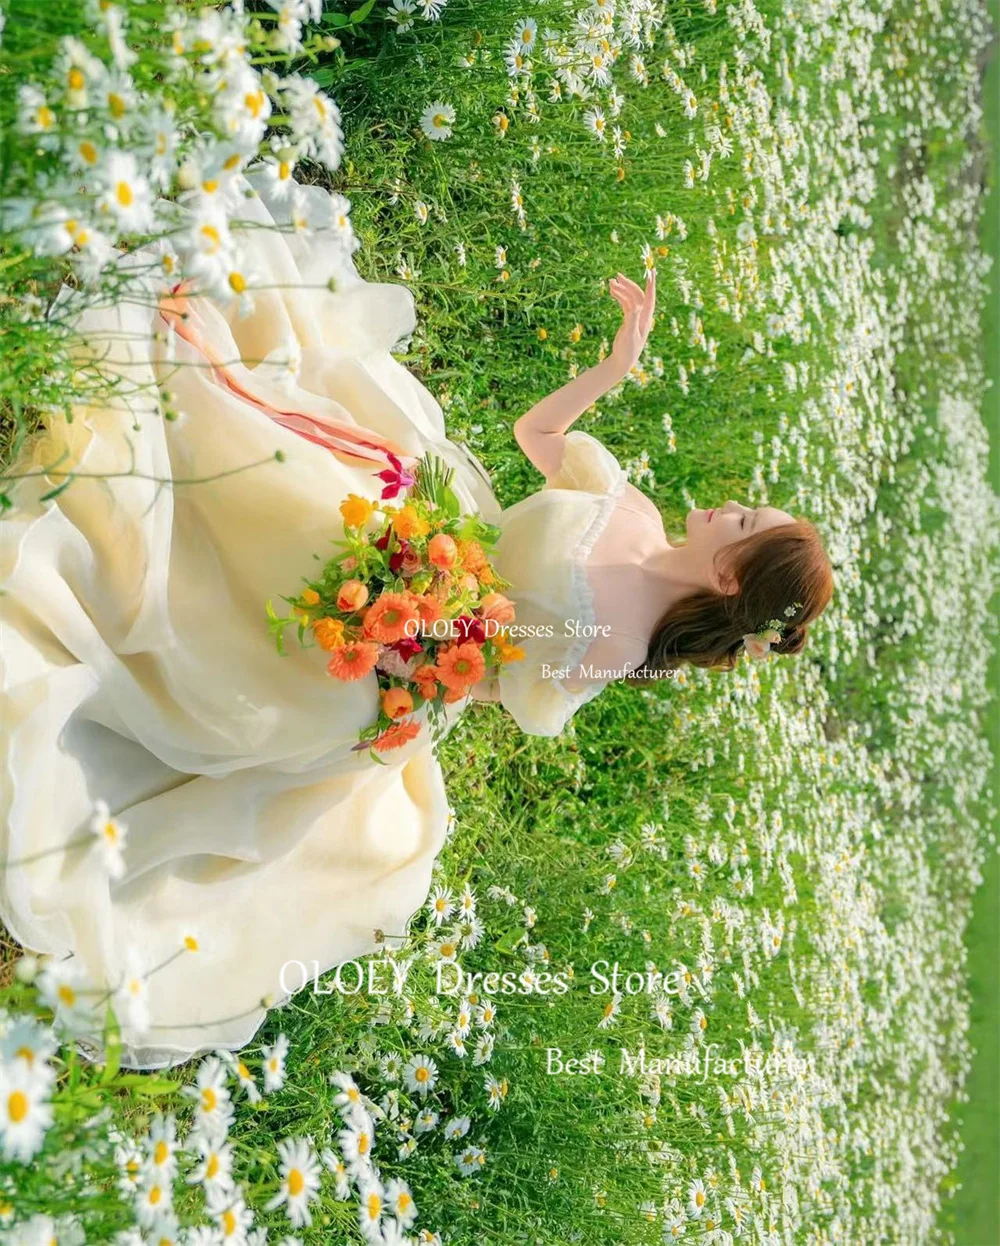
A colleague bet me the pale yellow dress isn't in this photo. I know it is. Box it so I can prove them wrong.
[0,174,631,1067]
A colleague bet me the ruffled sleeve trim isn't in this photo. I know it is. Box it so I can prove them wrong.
[546,430,626,497]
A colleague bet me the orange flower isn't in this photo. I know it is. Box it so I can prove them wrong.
[478,565,496,587]
[364,592,419,644]
[495,638,525,664]
[413,662,440,699]
[326,640,379,681]
[382,687,414,719]
[393,505,430,540]
[427,533,458,569]
[435,641,486,692]
[410,593,443,627]
[340,494,374,528]
[481,593,516,625]
[372,718,422,753]
[457,573,479,594]
[442,684,471,704]
[458,539,488,574]
[313,617,346,651]
[337,579,369,612]
[300,588,321,606]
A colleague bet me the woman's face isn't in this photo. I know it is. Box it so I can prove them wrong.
[683,499,795,590]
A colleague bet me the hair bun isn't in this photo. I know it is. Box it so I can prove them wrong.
[777,623,807,655]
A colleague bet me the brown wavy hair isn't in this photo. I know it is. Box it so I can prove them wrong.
[627,519,834,682]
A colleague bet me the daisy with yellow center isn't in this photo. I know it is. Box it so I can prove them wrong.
[265,1137,321,1229]
[261,1032,289,1092]
[403,1054,438,1096]
[0,1057,54,1163]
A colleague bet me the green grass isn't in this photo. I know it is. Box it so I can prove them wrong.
[940,5,1000,1242]
[1,1,999,1243]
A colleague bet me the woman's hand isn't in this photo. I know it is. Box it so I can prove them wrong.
[609,269,656,375]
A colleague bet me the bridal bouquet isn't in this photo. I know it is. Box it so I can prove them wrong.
[268,454,522,760]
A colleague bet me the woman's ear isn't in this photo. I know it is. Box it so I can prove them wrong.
[714,567,739,596]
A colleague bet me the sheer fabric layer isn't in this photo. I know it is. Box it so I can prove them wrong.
[0,178,497,1068]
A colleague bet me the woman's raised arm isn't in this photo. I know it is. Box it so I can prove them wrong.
[513,270,656,481]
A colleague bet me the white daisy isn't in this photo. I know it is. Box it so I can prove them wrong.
[261,1033,289,1092]
[426,885,454,926]
[419,100,456,141]
[0,1056,54,1163]
[402,1054,438,1096]
[87,799,128,878]
[184,1055,234,1143]
[338,1113,375,1180]
[443,1115,470,1142]
[135,1171,173,1227]
[687,1178,708,1218]
[144,1111,179,1182]
[36,959,99,1034]
[265,1137,321,1229]
[357,1175,385,1240]
[0,1015,57,1072]
[385,1176,418,1228]
[186,1133,235,1196]
[330,1070,366,1119]
[114,946,150,1035]
[320,1147,351,1199]
[207,1184,256,1243]
[413,1107,438,1134]
[454,1144,486,1175]
[97,151,154,232]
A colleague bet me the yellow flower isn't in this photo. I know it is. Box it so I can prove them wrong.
[313,617,346,651]
[340,494,374,528]
[301,588,320,606]
[495,638,525,664]
[393,505,430,540]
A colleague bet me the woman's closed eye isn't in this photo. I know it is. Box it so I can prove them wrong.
[741,516,746,529]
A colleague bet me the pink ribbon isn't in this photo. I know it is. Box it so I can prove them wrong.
[158,282,420,472]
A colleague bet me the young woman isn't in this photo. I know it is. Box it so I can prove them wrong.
[476,266,833,735]
[0,174,832,1067]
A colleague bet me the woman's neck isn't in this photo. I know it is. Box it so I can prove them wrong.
[641,540,712,606]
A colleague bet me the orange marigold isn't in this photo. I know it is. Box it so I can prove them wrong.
[326,640,379,681]
[393,505,431,540]
[363,591,420,644]
[372,718,422,753]
[458,539,488,574]
[409,593,444,627]
[495,638,525,664]
[313,617,346,651]
[435,641,486,692]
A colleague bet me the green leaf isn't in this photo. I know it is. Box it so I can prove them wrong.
[496,926,528,955]
[350,0,377,21]
[115,1074,182,1095]
[39,478,74,503]
[101,1004,122,1085]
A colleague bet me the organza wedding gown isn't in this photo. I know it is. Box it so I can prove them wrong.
[0,175,629,1068]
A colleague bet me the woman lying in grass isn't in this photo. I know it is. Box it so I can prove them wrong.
[0,184,832,1068]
